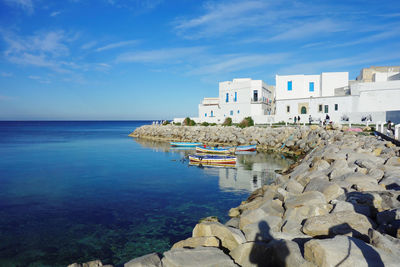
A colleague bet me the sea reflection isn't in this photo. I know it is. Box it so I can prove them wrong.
[134,138,293,193]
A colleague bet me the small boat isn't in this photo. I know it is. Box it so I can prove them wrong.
[196,146,235,154]
[189,154,237,164]
[236,144,257,152]
[170,142,202,147]
[189,162,236,168]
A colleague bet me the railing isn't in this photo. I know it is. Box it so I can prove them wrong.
[251,98,270,104]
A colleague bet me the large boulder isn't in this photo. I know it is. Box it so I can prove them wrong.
[304,235,398,267]
[302,211,375,241]
[230,239,312,267]
[124,253,161,267]
[162,247,238,267]
[368,229,400,256]
[284,191,327,209]
[192,222,245,251]
[304,178,344,201]
[172,236,220,249]
[239,208,282,231]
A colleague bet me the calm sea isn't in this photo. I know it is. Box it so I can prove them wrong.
[0,121,292,266]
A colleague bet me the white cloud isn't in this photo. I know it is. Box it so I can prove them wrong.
[174,0,267,39]
[188,53,289,75]
[116,47,207,63]
[96,40,139,52]
[4,0,34,14]
[50,11,61,17]
[81,41,97,50]
[1,72,13,77]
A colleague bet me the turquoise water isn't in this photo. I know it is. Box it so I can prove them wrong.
[0,121,292,266]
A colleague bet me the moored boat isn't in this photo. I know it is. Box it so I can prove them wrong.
[195,146,235,154]
[189,154,237,164]
[236,144,257,152]
[189,161,236,168]
[170,142,202,147]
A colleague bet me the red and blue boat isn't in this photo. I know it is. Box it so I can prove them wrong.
[189,154,237,164]
[170,142,202,147]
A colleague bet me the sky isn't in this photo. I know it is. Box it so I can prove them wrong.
[0,0,399,120]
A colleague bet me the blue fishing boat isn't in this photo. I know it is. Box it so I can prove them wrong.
[196,146,235,154]
[170,142,202,147]
[189,154,237,164]
[236,144,257,152]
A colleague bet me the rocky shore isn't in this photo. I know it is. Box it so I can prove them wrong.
[70,125,400,267]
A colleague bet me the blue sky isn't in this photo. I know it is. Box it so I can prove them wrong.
[0,0,399,120]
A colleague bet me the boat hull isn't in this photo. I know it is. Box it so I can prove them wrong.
[236,145,257,152]
[189,155,237,164]
[195,146,234,154]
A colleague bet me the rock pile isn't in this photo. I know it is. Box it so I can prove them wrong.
[70,125,400,267]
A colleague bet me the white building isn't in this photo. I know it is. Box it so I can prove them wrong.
[197,78,274,124]
[174,66,400,125]
[274,66,400,124]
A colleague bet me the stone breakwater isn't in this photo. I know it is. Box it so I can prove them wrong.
[128,124,334,156]
[70,125,400,267]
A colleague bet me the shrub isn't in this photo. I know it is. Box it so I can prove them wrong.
[174,122,181,126]
[222,117,232,126]
[210,123,217,126]
[183,117,196,126]
[201,122,210,126]
[238,116,254,128]
[162,120,170,125]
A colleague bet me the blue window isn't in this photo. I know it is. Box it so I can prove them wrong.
[288,81,292,91]
[234,92,237,102]
[225,93,229,103]
[230,110,233,116]
[211,111,214,117]
[309,82,314,92]
[205,113,207,117]
[237,110,240,114]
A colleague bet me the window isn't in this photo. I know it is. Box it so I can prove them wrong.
[287,81,292,91]
[286,105,290,113]
[318,104,323,112]
[211,111,214,117]
[324,105,329,113]
[234,92,237,102]
[335,104,338,111]
[309,82,314,92]
[226,93,229,103]
[253,90,258,102]
[237,110,240,114]
[301,106,307,114]
[205,113,207,117]
[230,110,233,116]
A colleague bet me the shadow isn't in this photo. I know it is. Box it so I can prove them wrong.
[248,221,290,267]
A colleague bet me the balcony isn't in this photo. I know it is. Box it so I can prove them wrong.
[251,97,271,104]
[201,97,219,106]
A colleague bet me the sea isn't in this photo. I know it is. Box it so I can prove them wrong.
[0,121,293,266]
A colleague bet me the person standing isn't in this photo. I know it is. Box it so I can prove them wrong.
[387,120,394,135]
[297,116,300,125]
[309,115,312,125]
[294,116,297,124]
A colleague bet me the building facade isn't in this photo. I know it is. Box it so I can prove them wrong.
[197,78,274,124]
[174,66,400,125]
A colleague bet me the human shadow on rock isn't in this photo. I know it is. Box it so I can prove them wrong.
[248,221,290,267]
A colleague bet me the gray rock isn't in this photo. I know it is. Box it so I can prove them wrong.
[225,217,240,228]
[239,208,282,231]
[385,157,400,167]
[284,191,327,209]
[124,253,161,267]
[172,236,220,249]
[304,178,344,201]
[304,235,398,267]
[369,229,400,256]
[330,200,371,217]
[230,239,312,267]
[286,179,304,194]
[162,247,238,267]
[302,211,376,241]
[192,222,246,251]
